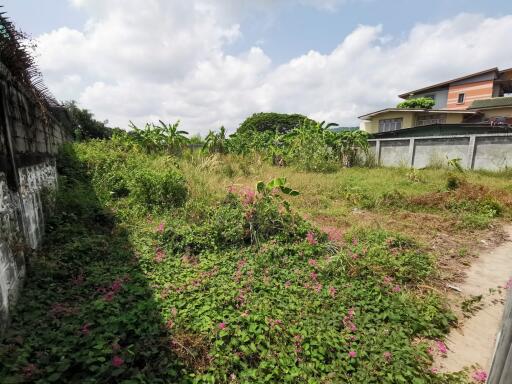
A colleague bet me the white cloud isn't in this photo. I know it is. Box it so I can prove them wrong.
[35,2,512,134]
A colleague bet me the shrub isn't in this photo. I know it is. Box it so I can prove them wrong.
[129,167,188,210]
[397,97,435,109]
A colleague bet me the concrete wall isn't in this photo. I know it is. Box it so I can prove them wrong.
[0,62,71,333]
[370,133,512,171]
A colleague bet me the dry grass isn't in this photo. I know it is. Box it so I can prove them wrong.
[179,154,512,283]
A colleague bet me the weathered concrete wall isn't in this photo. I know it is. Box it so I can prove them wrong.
[369,133,512,171]
[0,61,71,333]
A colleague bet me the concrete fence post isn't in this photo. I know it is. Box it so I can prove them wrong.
[466,135,476,170]
[408,138,415,167]
[375,140,381,166]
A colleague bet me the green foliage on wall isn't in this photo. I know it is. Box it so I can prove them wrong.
[397,97,436,109]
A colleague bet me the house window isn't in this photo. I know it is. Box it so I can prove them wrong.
[416,113,447,126]
[457,93,465,104]
[378,118,403,133]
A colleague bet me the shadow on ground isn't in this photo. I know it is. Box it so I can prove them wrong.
[0,147,182,383]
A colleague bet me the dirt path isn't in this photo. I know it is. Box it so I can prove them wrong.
[435,225,512,373]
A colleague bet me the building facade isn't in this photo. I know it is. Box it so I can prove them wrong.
[359,67,512,134]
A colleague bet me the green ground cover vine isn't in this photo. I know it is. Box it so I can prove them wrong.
[0,141,473,383]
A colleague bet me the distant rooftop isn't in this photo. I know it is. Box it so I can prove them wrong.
[358,108,476,119]
[398,67,512,100]
[469,96,512,110]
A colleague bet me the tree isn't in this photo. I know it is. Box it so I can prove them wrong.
[64,101,114,140]
[237,112,316,134]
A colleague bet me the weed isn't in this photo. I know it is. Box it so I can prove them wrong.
[461,295,484,318]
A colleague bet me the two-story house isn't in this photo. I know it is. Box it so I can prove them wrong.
[359,67,512,134]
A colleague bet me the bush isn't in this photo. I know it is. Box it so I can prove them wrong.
[129,167,188,210]
[237,112,316,134]
[71,141,188,211]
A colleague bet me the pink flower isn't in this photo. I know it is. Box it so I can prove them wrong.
[218,322,227,330]
[112,356,124,367]
[81,323,90,336]
[156,222,165,233]
[242,189,256,206]
[103,291,115,302]
[323,226,342,242]
[436,340,448,355]
[284,280,292,288]
[392,285,401,293]
[431,367,439,374]
[427,346,435,356]
[472,369,487,383]
[328,286,337,298]
[383,276,393,285]
[306,231,317,245]
[155,248,166,263]
[348,350,357,358]
[343,308,357,333]
[310,271,318,281]
[383,351,392,362]
[352,238,358,246]
[308,259,317,267]
[22,363,38,379]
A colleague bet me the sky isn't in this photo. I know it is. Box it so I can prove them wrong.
[3,0,512,134]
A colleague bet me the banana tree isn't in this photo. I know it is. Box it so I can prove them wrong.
[202,126,227,154]
[158,120,189,155]
[333,130,369,167]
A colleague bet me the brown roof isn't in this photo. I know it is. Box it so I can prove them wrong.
[398,68,499,99]
[358,108,477,120]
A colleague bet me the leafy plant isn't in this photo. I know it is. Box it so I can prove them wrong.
[447,157,464,173]
[397,97,436,109]
[202,126,227,154]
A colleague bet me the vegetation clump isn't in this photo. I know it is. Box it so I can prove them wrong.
[0,139,473,383]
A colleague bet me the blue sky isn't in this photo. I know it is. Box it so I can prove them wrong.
[5,0,512,63]
[2,0,512,132]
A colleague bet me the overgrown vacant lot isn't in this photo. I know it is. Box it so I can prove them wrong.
[1,140,511,383]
